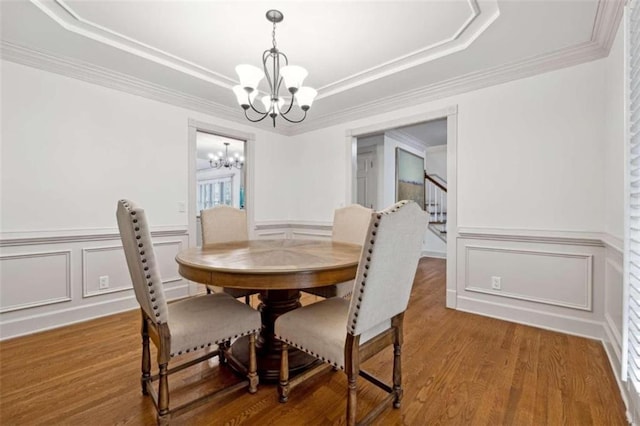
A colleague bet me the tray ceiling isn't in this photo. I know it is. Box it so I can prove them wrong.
[0,0,622,135]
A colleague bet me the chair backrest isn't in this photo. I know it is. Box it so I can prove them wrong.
[347,201,427,336]
[332,204,373,245]
[116,199,168,324]
[200,205,248,245]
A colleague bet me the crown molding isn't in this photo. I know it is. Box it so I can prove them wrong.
[591,0,625,50]
[32,0,235,88]
[0,41,247,127]
[385,129,427,151]
[286,39,607,135]
[33,0,499,101]
[2,0,623,137]
[315,0,500,100]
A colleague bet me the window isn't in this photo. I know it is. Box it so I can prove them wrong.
[624,0,640,394]
[197,176,233,211]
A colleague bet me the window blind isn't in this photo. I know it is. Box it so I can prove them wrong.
[624,0,640,393]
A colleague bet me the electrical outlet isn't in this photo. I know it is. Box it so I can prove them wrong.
[99,275,110,290]
[177,201,186,213]
[491,276,501,290]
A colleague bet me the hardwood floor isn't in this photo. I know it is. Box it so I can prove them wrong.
[0,258,627,425]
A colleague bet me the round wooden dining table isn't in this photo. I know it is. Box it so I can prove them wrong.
[175,239,361,381]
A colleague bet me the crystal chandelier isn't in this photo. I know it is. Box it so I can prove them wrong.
[209,142,244,169]
[232,10,317,127]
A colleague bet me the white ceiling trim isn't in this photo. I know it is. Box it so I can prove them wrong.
[31,0,498,101]
[287,40,608,136]
[0,41,247,127]
[3,0,623,137]
[385,130,427,152]
[315,0,500,100]
[32,0,236,88]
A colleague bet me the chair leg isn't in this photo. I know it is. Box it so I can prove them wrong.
[347,372,357,426]
[141,314,151,395]
[248,334,258,394]
[392,314,404,409]
[158,363,170,424]
[278,343,290,403]
[393,342,403,408]
[345,334,360,426]
[219,340,229,365]
[245,295,251,305]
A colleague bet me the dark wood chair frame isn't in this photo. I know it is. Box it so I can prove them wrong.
[140,309,258,425]
[278,313,404,426]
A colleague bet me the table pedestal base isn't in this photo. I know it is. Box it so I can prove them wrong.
[230,289,318,382]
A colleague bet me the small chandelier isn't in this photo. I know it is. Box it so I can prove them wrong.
[209,142,244,169]
[232,9,317,127]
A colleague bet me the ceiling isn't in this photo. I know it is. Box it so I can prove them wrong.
[0,1,623,136]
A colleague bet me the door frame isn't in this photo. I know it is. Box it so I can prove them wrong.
[344,105,458,308]
[187,119,256,295]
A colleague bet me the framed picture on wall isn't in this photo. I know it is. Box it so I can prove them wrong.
[395,147,425,209]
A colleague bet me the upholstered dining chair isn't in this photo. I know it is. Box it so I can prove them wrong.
[117,199,260,425]
[200,205,258,304]
[303,204,373,299]
[275,201,427,426]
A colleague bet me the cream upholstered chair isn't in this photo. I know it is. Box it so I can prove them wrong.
[275,201,427,425]
[303,204,373,299]
[200,205,257,304]
[117,200,260,425]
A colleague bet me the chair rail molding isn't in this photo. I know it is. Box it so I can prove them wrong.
[0,226,187,247]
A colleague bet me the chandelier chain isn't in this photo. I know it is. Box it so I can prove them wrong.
[272,22,277,49]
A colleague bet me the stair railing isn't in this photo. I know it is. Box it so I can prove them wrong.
[424,172,447,223]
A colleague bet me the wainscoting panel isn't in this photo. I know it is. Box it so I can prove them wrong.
[82,240,183,297]
[0,228,189,340]
[82,245,131,297]
[0,250,71,313]
[456,231,606,339]
[465,245,593,310]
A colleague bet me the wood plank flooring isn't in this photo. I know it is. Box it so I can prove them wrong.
[0,258,627,425]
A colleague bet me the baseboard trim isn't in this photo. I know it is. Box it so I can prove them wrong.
[0,284,189,341]
[603,316,629,418]
[421,250,446,259]
[456,295,604,340]
[446,289,457,309]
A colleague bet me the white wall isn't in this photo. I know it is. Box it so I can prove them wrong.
[425,145,447,181]
[0,60,290,338]
[284,55,613,340]
[0,60,290,233]
[0,40,623,349]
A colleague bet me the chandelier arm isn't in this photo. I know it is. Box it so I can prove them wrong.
[247,96,268,115]
[263,50,275,95]
[244,108,270,123]
[279,109,307,124]
[280,94,296,116]
[275,51,288,95]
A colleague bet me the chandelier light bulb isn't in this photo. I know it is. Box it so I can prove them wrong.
[280,65,308,92]
[295,87,318,110]
[235,65,264,91]
[232,85,257,108]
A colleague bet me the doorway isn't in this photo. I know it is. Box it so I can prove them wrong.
[348,107,458,309]
[194,132,246,246]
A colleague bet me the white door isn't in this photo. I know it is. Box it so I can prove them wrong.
[357,152,377,209]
